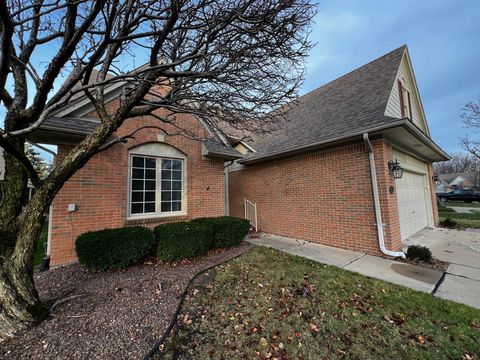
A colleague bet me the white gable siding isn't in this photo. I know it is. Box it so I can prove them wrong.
[0,147,5,180]
[385,55,427,133]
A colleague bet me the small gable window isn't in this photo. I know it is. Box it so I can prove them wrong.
[128,142,187,219]
[398,79,412,119]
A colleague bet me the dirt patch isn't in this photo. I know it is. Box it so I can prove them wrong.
[1,244,250,360]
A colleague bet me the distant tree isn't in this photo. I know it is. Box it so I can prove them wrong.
[460,96,480,160]
[433,152,479,174]
[24,144,51,179]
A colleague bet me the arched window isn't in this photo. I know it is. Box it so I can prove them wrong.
[127,142,187,219]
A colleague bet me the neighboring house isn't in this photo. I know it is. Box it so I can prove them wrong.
[227,45,449,256]
[436,172,478,193]
[28,73,243,266]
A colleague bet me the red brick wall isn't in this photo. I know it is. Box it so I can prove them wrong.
[229,141,404,255]
[50,106,225,266]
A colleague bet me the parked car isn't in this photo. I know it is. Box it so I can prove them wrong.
[436,188,480,203]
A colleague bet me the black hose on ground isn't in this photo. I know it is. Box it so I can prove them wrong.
[142,247,251,360]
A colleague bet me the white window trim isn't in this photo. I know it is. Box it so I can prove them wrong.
[126,143,188,220]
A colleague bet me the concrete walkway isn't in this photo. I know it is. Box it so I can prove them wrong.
[247,232,479,309]
[405,228,480,309]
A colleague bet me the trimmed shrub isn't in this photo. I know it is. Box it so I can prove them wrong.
[194,216,250,249]
[76,227,154,271]
[406,245,433,263]
[439,217,459,229]
[155,221,211,262]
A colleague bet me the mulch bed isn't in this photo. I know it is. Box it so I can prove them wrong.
[1,243,250,360]
[396,257,449,272]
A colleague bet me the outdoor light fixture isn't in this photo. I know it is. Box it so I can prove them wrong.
[388,159,404,179]
[432,174,440,186]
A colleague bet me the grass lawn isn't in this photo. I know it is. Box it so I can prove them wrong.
[33,217,48,270]
[439,210,480,229]
[160,247,480,360]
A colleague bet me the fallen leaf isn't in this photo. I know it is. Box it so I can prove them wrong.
[260,337,268,347]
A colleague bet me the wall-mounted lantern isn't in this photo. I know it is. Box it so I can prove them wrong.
[388,159,403,179]
[432,174,440,186]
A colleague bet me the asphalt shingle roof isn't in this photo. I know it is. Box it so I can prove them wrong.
[202,138,243,159]
[239,46,407,162]
[41,116,100,134]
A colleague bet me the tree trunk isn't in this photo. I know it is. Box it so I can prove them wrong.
[0,137,50,341]
[0,186,50,341]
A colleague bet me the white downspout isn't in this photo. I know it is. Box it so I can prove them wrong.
[363,133,406,259]
[224,161,234,216]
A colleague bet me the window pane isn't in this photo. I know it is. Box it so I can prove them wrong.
[131,191,143,202]
[172,181,181,190]
[162,191,172,201]
[131,203,143,214]
[145,180,156,190]
[145,158,156,169]
[172,171,181,180]
[172,160,182,170]
[161,202,171,212]
[144,202,156,213]
[132,168,144,179]
[172,191,181,201]
[172,201,182,211]
[132,180,143,190]
[145,169,156,179]
[144,191,155,202]
[161,180,171,190]
[161,170,172,180]
[132,156,144,167]
[162,159,172,170]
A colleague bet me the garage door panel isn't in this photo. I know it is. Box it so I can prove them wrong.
[396,171,428,240]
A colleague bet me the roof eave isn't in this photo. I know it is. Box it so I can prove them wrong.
[239,119,450,165]
[239,120,407,165]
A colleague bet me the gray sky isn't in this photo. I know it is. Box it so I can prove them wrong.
[303,0,480,155]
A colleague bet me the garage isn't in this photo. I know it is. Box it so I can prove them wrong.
[394,150,434,241]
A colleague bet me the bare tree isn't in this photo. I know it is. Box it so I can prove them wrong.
[0,0,316,339]
[433,152,479,174]
[460,96,480,160]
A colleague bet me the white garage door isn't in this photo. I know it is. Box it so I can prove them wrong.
[396,171,429,240]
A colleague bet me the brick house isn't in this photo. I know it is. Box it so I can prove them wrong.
[227,46,449,256]
[28,45,449,266]
[29,83,243,266]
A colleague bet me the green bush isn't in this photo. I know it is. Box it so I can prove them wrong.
[155,221,211,262]
[76,227,154,271]
[439,217,459,229]
[406,245,433,263]
[194,216,250,248]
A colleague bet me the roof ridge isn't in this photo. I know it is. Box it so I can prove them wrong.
[297,45,406,101]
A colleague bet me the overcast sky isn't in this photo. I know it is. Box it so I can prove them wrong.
[2,0,479,161]
[303,0,480,155]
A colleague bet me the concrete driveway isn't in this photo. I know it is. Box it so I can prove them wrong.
[405,228,480,308]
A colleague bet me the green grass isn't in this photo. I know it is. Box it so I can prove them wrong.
[439,210,480,229]
[33,218,48,270]
[159,247,480,360]
[437,204,455,213]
